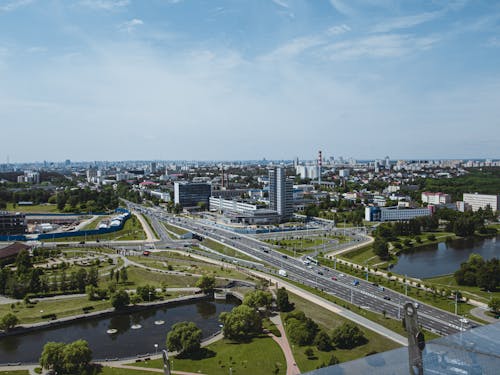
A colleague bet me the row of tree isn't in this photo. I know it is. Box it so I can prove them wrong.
[454,254,499,291]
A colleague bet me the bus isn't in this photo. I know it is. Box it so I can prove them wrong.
[306,256,319,266]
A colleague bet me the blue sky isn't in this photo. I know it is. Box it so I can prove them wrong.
[1,0,499,162]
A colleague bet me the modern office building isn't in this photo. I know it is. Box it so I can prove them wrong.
[0,211,27,235]
[269,166,293,222]
[365,206,432,222]
[463,193,500,212]
[174,182,211,208]
[209,197,279,224]
[421,192,451,205]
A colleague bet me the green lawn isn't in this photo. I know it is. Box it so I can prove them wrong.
[200,238,260,263]
[128,255,251,281]
[6,202,60,213]
[339,245,389,267]
[424,274,500,303]
[163,223,189,236]
[0,296,112,324]
[126,266,200,288]
[0,371,30,375]
[286,292,401,372]
[141,214,159,239]
[98,367,161,375]
[129,336,286,375]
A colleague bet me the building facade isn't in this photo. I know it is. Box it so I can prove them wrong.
[0,211,27,235]
[174,182,211,208]
[365,206,432,222]
[421,192,451,205]
[269,167,293,222]
[463,193,500,212]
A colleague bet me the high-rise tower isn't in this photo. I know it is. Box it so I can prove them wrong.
[269,166,293,222]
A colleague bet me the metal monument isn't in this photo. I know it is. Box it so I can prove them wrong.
[162,349,171,375]
[403,302,426,375]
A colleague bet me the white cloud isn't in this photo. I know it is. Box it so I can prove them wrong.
[324,34,441,60]
[0,0,33,12]
[329,0,355,16]
[79,0,129,11]
[260,36,326,61]
[271,0,289,9]
[120,18,144,33]
[327,24,351,36]
[372,11,442,33]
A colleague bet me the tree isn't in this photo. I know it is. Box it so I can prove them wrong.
[276,287,294,312]
[284,311,318,346]
[331,323,366,349]
[196,275,216,293]
[488,297,500,314]
[314,330,332,351]
[40,342,65,373]
[61,339,92,374]
[0,313,19,331]
[243,290,273,310]
[120,267,128,283]
[40,340,92,374]
[328,354,340,366]
[219,305,262,340]
[136,284,156,302]
[111,290,130,310]
[166,321,202,355]
[373,239,389,260]
[15,249,32,275]
[87,267,99,287]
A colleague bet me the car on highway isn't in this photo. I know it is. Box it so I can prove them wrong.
[317,271,324,275]
[383,295,391,300]
[339,273,345,277]
[353,280,359,286]
[331,276,337,281]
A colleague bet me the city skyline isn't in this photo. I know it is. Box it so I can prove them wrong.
[1,0,500,162]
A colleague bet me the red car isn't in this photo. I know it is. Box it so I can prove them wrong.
[143,250,151,256]
[331,276,337,281]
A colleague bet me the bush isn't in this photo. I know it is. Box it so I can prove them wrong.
[331,323,367,349]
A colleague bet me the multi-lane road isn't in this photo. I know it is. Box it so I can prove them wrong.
[127,202,478,338]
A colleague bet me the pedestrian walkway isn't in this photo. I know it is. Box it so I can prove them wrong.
[133,210,158,242]
[470,307,498,323]
[101,363,205,375]
[268,314,301,375]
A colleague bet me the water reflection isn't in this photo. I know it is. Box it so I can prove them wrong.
[0,298,238,364]
[391,235,500,278]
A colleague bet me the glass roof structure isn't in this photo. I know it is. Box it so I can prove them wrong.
[304,322,500,375]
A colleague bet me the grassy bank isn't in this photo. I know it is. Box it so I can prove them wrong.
[424,274,500,303]
[140,214,158,239]
[163,222,189,236]
[129,336,286,374]
[286,292,401,372]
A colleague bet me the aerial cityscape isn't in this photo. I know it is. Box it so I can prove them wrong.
[1,1,500,375]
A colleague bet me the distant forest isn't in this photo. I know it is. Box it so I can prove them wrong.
[422,168,500,201]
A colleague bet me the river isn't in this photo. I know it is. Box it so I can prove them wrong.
[390,235,500,279]
[0,297,239,364]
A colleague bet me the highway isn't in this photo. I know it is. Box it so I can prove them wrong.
[127,202,478,337]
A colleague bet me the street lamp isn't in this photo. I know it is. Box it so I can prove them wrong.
[154,343,158,355]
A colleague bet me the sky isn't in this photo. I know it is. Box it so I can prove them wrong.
[1,0,500,162]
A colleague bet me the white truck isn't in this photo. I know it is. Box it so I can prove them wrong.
[278,269,288,277]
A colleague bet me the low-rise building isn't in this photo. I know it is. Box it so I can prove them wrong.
[421,192,451,205]
[0,211,27,235]
[365,206,432,222]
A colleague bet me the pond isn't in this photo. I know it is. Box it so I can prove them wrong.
[390,235,500,279]
[0,297,239,364]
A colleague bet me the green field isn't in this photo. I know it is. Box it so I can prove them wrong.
[98,368,160,375]
[128,255,251,281]
[424,274,500,303]
[338,245,388,267]
[163,222,189,236]
[126,266,200,288]
[0,296,112,324]
[6,202,60,213]
[129,336,286,375]
[0,371,30,375]
[140,214,159,239]
[199,238,260,263]
[286,292,401,372]
[82,216,109,230]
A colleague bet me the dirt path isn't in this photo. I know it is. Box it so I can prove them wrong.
[133,211,157,242]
